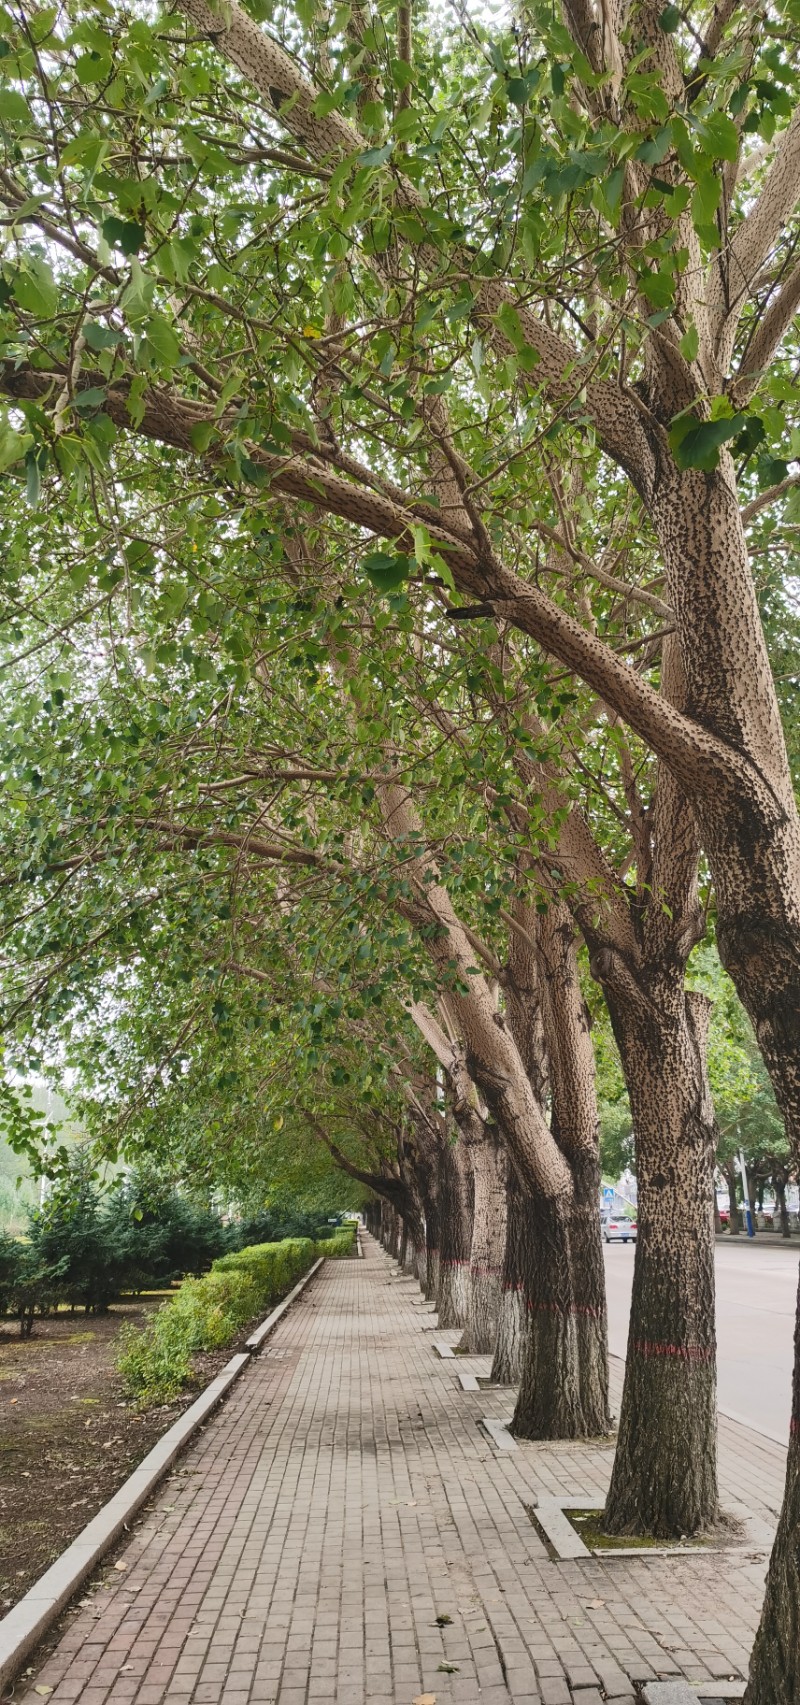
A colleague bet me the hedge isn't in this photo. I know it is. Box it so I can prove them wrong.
[116,1228,354,1403]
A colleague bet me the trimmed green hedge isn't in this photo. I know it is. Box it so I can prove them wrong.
[116,1229,353,1404]
[313,1228,355,1259]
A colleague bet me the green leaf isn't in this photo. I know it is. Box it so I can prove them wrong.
[144,315,180,367]
[359,142,393,168]
[603,166,625,216]
[697,112,739,163]
[189,420,216,453]
[102,217,147,257]
[669,410,747,471]
[658,4,681,28]
[12,257,58,320]
[73,387,108,414]
[0,424,32,472]
[83,320,122,351]
[362,551,413,593]
[679,322,699,361]
[25,450,41,508]
[0,89,30,124]
[691,171,721,236]
[639,267,675,309]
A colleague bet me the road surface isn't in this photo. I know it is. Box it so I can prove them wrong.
[603,1237,799,1443]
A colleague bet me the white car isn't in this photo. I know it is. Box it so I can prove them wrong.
[602,1214,637,1244]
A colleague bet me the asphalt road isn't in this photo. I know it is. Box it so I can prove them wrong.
[603,1237,799,1443]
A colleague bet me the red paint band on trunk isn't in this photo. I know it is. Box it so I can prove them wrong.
[527,1300,603,1319]
[632,1339,713,1363]
[441,1258,471,1268]
[502,1282,526,1293]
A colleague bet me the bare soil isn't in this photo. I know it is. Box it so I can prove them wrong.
[0,1297,242,1610]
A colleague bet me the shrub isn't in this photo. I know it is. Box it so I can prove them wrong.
[0,1234,66,1337]
[313,1228,355,1259]
[117,1237,317,1404]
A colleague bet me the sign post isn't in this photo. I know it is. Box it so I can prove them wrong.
[739,1149,756,1238]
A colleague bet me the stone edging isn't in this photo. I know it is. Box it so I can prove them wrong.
[0,1255,326,1696]
[531,1494,774,1561]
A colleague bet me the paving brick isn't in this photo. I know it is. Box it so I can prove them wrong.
[11,1237,769,1705]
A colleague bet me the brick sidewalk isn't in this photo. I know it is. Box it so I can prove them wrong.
[15,1236,782,1705]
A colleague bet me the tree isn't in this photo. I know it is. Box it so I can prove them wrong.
[4,0,800,1683]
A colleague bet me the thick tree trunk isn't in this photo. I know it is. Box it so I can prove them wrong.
[651,452,800,1701]
[458,1126,506,1354]
[568,1146,612,1435]
[491,1165,528,1384]
[604,990,719,1537]
[537,904,611,1436]
[511,1189,588,1439]
[744,1267,800,1705]
[435,1136,473,1329]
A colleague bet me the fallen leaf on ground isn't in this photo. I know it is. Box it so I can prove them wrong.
[437,1662,459,1673]
[434,1613,452,1626]
[412,1695,436,1704]
[34,1689,53,1696]
[113,1561,127,1571]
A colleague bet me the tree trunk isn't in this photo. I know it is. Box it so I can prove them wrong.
[435,1136,473,1329]
[604,989,719,1537]
[491,1165,528,1384]
[511,1189,588,1439]
[568,1146,612,1435]
[458,1126,506,1354]
[724,1160,741,1234]
[537,904,611,1436]
[744,1266,800,1705]
[776,1176,791,1239]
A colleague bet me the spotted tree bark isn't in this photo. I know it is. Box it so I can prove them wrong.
[536,905,611,1438]
[503,899,610,1438]
[491,1165,529,1384]
[434,1133,473,1330]
[458,1121,507,1355]
[745,1269,800,1705]
[603,987,719,1537]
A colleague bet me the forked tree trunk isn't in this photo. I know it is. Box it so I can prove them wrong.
[435,1136,473,1329]
[458,1126,507,1354]
[491,1165,529,1384]
[604,990,719,1537]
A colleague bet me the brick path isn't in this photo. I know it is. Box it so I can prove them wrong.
[16,1235,785,1705]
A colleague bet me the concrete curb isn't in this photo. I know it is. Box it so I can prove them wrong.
[0,1255,326,1696]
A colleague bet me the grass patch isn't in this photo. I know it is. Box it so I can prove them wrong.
[566,1509,714,1551]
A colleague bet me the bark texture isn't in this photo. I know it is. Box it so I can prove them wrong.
[744,1266,800,1705]
[491,1166,529,1384]
[458,1124,507,1354]
[604,988,719,1536]
[434,1135,473,1329]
